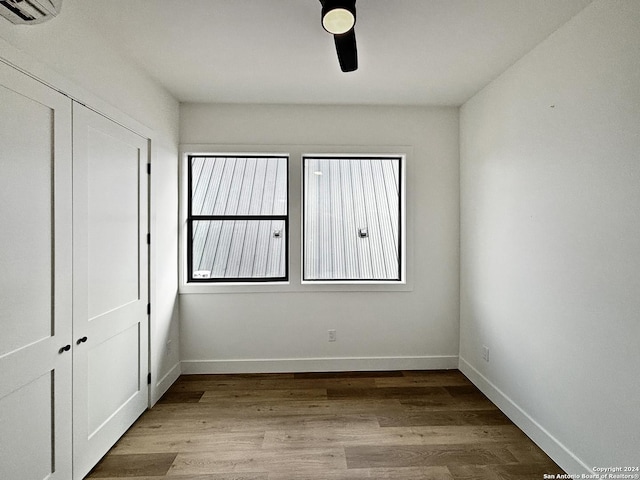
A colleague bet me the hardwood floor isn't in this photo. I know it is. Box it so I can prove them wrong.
[85,370,564,479]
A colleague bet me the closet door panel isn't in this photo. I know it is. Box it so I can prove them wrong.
[0,372,55,479]
[86,126,141,318]
[0,86,52,354]
[72,102,149,480]
[0,62,73,480]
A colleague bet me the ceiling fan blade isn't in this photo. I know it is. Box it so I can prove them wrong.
[334,29,358,72]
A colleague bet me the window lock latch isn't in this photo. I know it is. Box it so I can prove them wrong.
[273,229,282,238]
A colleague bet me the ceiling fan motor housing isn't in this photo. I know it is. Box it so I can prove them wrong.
[321,0,356,34]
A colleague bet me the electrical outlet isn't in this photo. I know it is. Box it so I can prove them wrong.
[328,329,337,342]
[482,345,490,362]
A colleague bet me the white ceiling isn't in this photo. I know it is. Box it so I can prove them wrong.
[76,0,593,106]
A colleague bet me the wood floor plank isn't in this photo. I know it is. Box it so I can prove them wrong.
[401,370,460,377]
[445,464,504,480]
[199,388,328,403]
[167,448,346,476]
[377,409,512,427]
[262,425,530,449]
[169,377,377,392]
[111,431,265,454]
[268,466,453,479]
[294,371,404,379]
[399,394,499,412]
[443,385,483,397]
[378,371,472,387]
[259,377,378,390]
[448,463,563,480]
[86,453,178,478]
[126,412,381,436]
[506,442,562,468]
[167,379,264,392]
[157,391,205,404]
[93,476,267,480]
[327,386,450,399]
[180,373,294,381]
[344,444,518,469]
[157,399,403,416]
[140,398,399,418]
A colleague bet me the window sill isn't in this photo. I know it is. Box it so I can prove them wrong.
[179,280,412,295]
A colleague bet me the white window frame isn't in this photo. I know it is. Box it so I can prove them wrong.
[179,144,411,294]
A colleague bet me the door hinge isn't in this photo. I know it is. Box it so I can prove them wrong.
[147,372,151,385]
[146,233,151,245]
[146,163,151,175]
[147,303,151,315]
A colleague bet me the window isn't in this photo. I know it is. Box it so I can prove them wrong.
[187,155,288,282]
[303,155,403,282]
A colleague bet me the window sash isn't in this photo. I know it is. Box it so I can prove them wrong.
[187,155,289,282]
[302,155,402,282]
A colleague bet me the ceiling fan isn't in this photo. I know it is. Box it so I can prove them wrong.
[320,0,358,72]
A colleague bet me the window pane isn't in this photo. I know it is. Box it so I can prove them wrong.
[191,156,287,216]
[191,220,286,280]
[304,157,401,281]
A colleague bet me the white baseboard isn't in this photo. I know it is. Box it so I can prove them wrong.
[151,361,181,406]
[181,355,459,374]
[458,356,590,475]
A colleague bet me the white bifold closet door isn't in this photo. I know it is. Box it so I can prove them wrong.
[72,103,149,480]
[0,62,73,479]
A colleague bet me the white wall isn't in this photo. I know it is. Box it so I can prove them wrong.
[0,0,181,402]
[460,0,640,472]
[149,142,181,402]
[179,103,460,372]
[0,0,176,141]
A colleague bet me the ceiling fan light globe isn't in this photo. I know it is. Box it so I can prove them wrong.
[322,8,355,35]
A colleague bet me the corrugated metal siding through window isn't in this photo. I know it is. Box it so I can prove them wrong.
[304,157,400,280]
